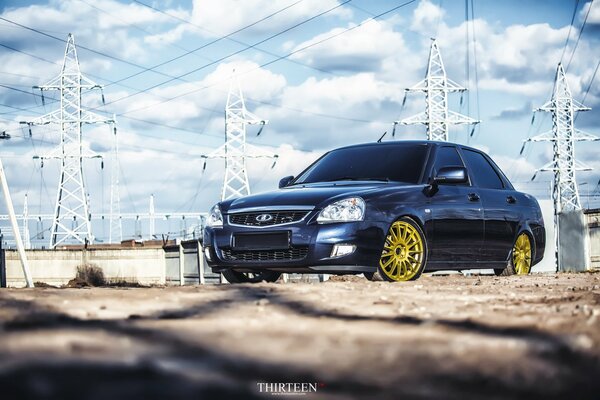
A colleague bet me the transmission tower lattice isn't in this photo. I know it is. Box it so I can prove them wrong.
[22,34,114,248]
[399,39,479,141]
[22,194,31,249]
[202,72,277,200]
[109,115,122,243]
[528,63,597,213]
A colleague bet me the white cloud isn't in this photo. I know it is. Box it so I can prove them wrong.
[410,0,445,35]
[144,23,188,46]
[432,19,585,97]
[479,78,550,96]
[289,19,408,72]
[0,0,182,66]
[149,0,353,45]
[581,1,600,24]
[119,60,287,126]
[189,0,351,37]
[248,143,323,193]
[3,0,600,230]
[254,72,410,149]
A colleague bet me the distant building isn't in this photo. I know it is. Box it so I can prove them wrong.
[585,209,600,270]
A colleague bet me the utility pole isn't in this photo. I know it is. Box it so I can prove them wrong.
[202,71,277,200]
[109,114,122,243]
[399,38,479,141]
[527,63,598,270]
[22,34,114,248]
[0,156,33,287]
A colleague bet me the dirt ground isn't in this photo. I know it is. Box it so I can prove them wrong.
[0,273,599,400]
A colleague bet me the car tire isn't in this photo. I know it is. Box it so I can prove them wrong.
[376,217,428,282]
[222,270,281,283]
[363,271,383,281]
[494,232,533,276]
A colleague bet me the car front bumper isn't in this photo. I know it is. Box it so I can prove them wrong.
[203,218,387,274]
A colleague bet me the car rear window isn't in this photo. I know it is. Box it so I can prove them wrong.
[294,144,429,184]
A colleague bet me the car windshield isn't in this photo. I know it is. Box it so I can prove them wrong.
[293,143,429,185]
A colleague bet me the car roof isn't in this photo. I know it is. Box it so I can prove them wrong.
[332,140,484,154]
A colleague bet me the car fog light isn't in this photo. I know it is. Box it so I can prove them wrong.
[204,247,212,262]
[331,244,356,258]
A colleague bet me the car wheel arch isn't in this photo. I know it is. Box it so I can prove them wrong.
[386,214,429,249]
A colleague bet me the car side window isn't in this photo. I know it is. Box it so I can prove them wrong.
[432,146,464,170]
[461,149,504,189]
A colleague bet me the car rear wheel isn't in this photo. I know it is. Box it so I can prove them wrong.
[494,232,533,276]
[222,270,281,283]
[372,217,427,282]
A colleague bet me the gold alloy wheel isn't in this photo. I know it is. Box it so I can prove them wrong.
[512,233,532,275]
[379,220,425,281]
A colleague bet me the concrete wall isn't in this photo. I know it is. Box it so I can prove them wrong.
[558,210,588,272]
[5,248,166,288]
[164,240,221,285]
[534,199,556,273]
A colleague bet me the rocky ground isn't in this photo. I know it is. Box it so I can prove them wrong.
[0,273,599,399]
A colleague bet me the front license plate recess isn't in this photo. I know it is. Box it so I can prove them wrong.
[233,232,290,250]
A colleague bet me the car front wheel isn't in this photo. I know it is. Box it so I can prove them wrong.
[371,217,428,282]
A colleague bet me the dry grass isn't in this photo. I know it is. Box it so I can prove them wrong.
[69,264,106,287]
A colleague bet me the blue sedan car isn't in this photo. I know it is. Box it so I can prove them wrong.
[203,141,545,283]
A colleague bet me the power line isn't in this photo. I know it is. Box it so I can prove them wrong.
[469,0,481,140]
[580,58,600,105]
[2,0,418,139]
[559,0,580,64]
[76,0,213,64]
[517,1,588,166]
[0,41,166,112]
[575,58,600,122]
[119,0,418,118]
[565,0,593,73]
[104,1,350,107]
[0,80,320,149]
[0,5,393,126]
[0,16,177,80]
[117,0,333,86]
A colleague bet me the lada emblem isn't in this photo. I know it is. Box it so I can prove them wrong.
[256,213,274,222]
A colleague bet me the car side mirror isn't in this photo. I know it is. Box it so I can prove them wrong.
[433,166,468,184]
[279,175,294,188]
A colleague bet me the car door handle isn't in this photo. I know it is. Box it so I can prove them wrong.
[506,195,517,204]
[468,193,480,202]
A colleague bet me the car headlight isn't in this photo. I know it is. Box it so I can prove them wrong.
[206,204,223,228]
[317,197,365,223]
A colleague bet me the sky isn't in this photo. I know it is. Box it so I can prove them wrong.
[0,0,599,244]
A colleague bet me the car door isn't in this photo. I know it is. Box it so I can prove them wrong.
[427,146,485,264]
[460,148,520,262]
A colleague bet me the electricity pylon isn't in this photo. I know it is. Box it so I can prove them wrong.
[109,115,122,243]
[398,39,479,141]
[22,34,114,248]
[202,71,277,200]
[527,62,597,271]
[528,63,597,213]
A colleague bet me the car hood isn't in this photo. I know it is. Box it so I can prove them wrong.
[221,182,422,212]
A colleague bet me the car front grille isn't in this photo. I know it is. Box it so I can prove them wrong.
[229,211,310,227]
[221,247,309,262]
